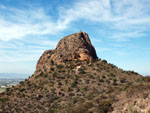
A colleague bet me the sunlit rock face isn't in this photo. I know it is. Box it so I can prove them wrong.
[36,31,98,71]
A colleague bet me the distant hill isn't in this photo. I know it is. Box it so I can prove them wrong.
[0,73,29,78]
[0,31,150,113]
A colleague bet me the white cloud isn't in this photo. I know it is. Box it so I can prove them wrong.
[0,0,149,60]
[0,7,69,41]
[113,51,128,56]
[0,0,149,74]
[59,0,113,22]
[0,36,57,63]
[0,5,6,9]
[91,38,102,43]
[59,0,150,41]
[110,31,147,41]
[96,47,112,52]
[0,0,150,41]
[60,0,150,22]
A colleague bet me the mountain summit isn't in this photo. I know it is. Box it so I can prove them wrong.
[0,32,150,113]
[36,31,97,70]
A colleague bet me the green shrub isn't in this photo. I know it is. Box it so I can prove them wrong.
[0,97,9,102]
[98,99,112,113]
[112,79,117,85]
[106,79,110,84]
[68,87,73,92]
[99,79,104,82]
[6,88,10,92]
[56,75,65,79]
[71,80,78,88]
[19,88,26,92]
[78,68,86,74]
[56,64,64,69]
[102,60,107,64]
[120,78,126,83]
[110,72,115,77]
[82,86,88,91]
[69,93,75,96]
[130,71,138,75]
[143,76,150,82]
[102,75,106,78]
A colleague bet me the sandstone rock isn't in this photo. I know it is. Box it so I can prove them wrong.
[36,31,98,71]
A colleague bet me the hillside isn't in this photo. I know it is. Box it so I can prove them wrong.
[0,31,150,113]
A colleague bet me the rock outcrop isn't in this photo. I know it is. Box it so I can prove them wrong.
[1,31,149,113]
[36,31,98,71]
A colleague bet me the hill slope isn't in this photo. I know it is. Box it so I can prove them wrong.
[0,32,150,113]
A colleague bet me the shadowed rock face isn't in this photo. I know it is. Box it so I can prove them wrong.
[36,31,98,71]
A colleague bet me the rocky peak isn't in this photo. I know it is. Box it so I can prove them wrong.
[36,31,98,71]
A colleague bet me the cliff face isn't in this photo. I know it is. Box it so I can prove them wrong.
[36,31,97,71]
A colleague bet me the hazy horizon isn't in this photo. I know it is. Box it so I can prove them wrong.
[0,0,150,76]
[0,73,29,78]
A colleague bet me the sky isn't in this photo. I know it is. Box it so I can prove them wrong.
[0,0,150,76]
